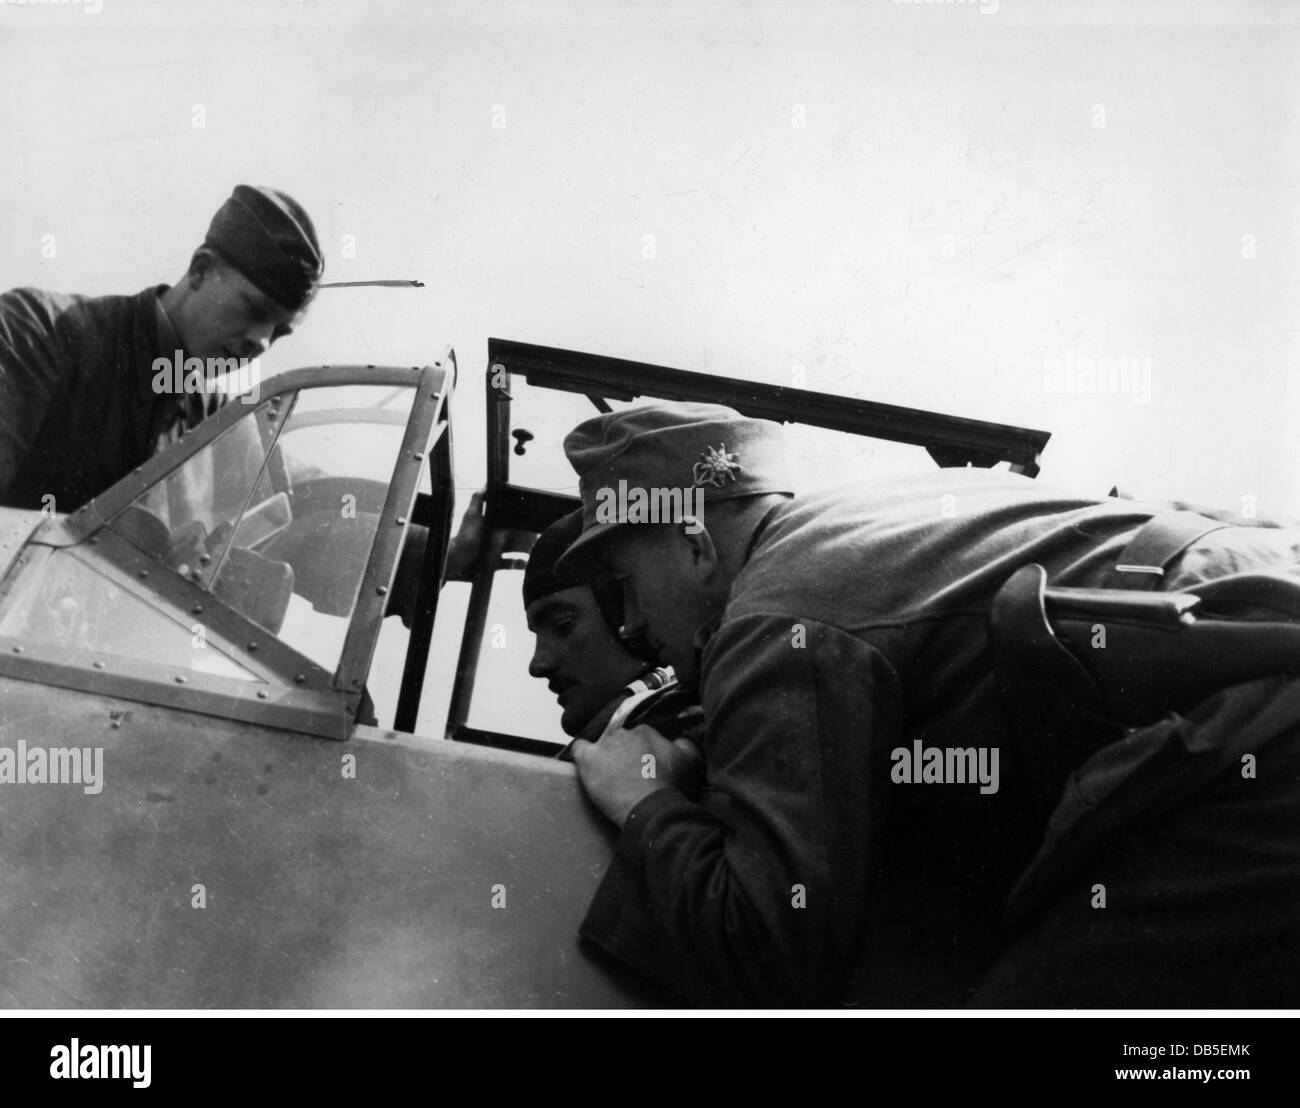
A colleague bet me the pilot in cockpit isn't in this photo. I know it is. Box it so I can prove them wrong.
[523,510,700,757]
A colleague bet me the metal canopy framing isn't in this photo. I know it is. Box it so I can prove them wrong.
[486,337,1050,480]
[2,363,449,742]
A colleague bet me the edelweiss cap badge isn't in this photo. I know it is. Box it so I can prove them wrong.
[692,443,742,488]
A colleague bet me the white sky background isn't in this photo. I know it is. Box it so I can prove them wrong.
[2,0,1299,732]
[2,0,1298,513]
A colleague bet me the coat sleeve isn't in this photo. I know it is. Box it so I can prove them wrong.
[579,613,902,1006]
[0,289,68,500]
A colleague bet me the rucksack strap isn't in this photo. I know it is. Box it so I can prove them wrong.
[1108,511,1230,589]
[993,562,1300,730]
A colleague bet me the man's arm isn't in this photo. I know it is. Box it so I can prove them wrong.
[0,289,68,502]
[576,614,901,1006]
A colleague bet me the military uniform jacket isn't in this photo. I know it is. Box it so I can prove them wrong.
[577,469,1300,1007]
[0,285,216,512]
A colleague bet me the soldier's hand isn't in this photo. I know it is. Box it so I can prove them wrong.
[571,722,703,828]
[443,490,488,581]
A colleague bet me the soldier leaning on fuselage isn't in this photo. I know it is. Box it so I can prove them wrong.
[0,185,323,514]
[555,400,1300,1008]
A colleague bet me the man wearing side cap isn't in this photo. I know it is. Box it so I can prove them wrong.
[0,184,323,512]
[556,400,1300,1007]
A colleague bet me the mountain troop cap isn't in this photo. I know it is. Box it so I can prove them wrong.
[204,185,324,310]
[557,401,792,573]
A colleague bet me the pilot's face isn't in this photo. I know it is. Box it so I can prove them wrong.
[527,585,647,736]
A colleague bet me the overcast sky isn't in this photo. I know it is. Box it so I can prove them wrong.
[4,0,1298,516]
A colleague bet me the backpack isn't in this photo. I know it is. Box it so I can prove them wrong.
[990,511,1300,930]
